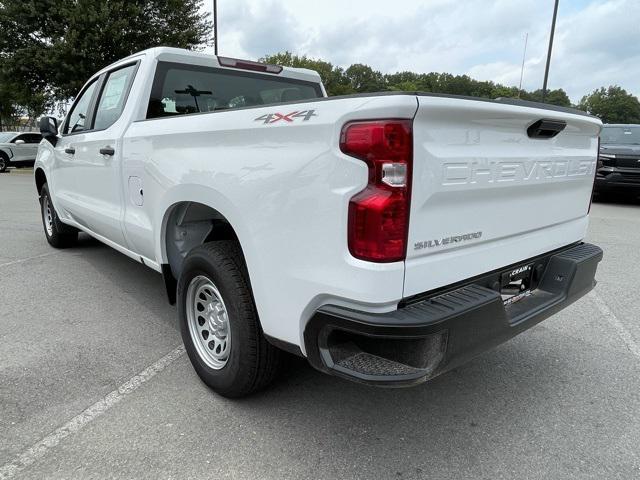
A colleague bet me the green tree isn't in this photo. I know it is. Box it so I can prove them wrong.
[344,64,385,93]
[385,72,420,91]
[259,51,593,108]
[578,86,640,123]
[523,88,572,107]
[261,52,354,96]
[0,83,20,130]
[0,0,212,114]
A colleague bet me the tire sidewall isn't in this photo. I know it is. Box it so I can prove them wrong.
[178,248,257,394]
[0,154,7,172]
[40,185,56,243]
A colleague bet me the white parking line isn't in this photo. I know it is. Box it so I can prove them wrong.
[0,345,186,480]
[0,252,59,269]
[589,290,640,360]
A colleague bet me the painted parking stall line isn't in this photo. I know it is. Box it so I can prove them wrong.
[0,252,60,269]
[589,290,640,360]
[0,345,186,480]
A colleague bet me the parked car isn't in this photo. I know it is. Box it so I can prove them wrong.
[595,124,640,198]
[0,131,42,172]
[35,47,603,397]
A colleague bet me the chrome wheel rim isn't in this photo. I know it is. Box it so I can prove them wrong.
[43,195,53,237]
[0,158,5,170]
[186,275,231,370]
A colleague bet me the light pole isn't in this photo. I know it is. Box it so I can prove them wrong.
[541,0,559,102]
[518,32,528,98]
[213,0,218,55]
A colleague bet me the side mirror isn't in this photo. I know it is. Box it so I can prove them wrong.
[14,139,25,145]
[39,116,59,146]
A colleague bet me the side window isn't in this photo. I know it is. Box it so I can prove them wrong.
[94,64,136,131]
[11,134,27,143]
[25,134,42,144]
[64,80,99,134]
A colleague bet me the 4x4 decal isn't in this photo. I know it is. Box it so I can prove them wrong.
[254,110,317,125]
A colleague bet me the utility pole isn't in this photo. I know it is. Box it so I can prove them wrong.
[542,0,559,102]
[213,0,218,55]
[518,32,528,98]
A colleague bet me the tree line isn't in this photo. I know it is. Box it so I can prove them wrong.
[1,0,639,128]
[262,52,640,124]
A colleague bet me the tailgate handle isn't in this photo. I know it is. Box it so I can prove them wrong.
[527,119,566,139]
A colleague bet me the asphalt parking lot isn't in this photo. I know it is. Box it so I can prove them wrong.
[1,171,639,480]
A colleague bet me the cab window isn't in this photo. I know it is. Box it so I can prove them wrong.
[64,79,99,134]
[146,62,322,119]
[23,133,42,143]
[94,64,137,131]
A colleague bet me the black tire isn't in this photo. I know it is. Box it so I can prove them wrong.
[0,153,8,173]
[178,241,281,398]
[40,184,78,248]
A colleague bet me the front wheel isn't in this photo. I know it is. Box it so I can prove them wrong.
[178,241,281,398]
[0,153,8,173]
[40,184,78,248]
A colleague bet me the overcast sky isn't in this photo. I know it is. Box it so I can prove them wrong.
[201,0,638,103]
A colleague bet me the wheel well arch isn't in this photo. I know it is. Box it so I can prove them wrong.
[161,201,244,303]
[35,168,47,195]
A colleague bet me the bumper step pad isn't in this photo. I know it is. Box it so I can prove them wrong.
[336,352,424,377]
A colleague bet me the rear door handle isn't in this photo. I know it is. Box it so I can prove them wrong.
[64,147,75,155]
[99,146,115,156]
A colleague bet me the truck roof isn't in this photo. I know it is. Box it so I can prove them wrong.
[96,47,322,85]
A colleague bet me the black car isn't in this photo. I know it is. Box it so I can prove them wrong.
[595,124,640,197]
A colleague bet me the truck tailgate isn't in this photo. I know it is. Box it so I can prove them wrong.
[404,95,601,297]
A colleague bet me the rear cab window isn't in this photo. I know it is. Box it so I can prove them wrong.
[146,62,322,119]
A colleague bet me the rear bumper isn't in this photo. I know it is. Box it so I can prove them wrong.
[595,172,640,193]
[304,243,603,386]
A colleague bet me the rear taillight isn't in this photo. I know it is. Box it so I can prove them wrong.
[340,120,413,262]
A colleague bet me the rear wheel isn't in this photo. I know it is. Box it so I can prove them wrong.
[178,241,281,398]
[40,184,78,248]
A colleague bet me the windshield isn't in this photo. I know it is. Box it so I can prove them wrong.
[601,126,640,145]
[0,133,16,143]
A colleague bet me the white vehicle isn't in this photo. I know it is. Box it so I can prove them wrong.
[35,48,603,397]
[0,131,42,172]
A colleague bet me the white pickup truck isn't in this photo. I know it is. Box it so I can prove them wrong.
[35,47,603,397]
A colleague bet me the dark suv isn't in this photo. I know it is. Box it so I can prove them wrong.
[595,124,640,197]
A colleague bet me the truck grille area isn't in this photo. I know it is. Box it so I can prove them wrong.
[615,155,640,169]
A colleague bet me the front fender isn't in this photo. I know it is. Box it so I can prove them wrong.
[0,145,14,160]
[34,142,56,196]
